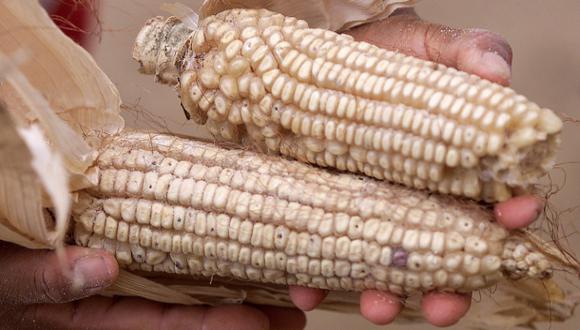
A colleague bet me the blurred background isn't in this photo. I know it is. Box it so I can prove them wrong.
[49,0,580,328]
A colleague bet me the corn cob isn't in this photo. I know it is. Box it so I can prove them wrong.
[72,132,553,295]
[133,9,562,203]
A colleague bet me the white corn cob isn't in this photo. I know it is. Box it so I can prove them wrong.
[72,132,553,295]
[132,9,563,203]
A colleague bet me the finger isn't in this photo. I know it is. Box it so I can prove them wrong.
[495,195,544,230]
[288,286,328,311]
[0,242,118,304]
[258,305,307,330]
[421,292,472,327]
[8,296,270,330]
[359,290,402,325]
[347,9,513,86]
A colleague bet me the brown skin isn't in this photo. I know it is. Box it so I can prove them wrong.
[288,8,542,328]
[0,8,541,330]
[0,242,305,330]
[348,8,513,86]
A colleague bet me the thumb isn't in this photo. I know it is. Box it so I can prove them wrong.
[348,8,513,86]
[0,242,118,304]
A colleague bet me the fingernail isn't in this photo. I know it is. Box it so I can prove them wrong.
[481,51,512,83]
[72,255,114,294]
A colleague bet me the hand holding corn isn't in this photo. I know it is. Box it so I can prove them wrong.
[0,241,306,329]
[123,6,554,328]
[134,8,561,203]
[0,1,570,330]
[284,8,543,327]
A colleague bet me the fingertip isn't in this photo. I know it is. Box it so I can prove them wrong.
[455,30,513,86]
[288,286,327,311]
[65,247,120,299]
[93,248,120,281]
[495,195,544,230]
[65,246,119,277]
[421,292,471,327]
[359,290,402,325]
[458,47,511,86]
[479,51,512,85]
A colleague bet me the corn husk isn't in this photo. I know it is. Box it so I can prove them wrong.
[197,0,418,31]
[0,0,125,248]
[0,99,67,248]
[0,0,124,140]
[0,1,578,329]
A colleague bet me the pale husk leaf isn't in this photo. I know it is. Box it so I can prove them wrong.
[0,51,97,178]
[0,0,124,140]
[103,270,203,305]
[0,0,120,248]
[199,0,419,31]
[0,102,68,248]
[0,221,49,249]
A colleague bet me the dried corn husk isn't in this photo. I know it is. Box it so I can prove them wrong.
[0,0,124,247]
[0,0,124,142]
[0,99,69,248]
[0,1,578,329]
[197,0,419,31]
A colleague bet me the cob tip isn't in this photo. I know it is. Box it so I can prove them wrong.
[132,16,166,75]
[133,15,194,84]
[501,237,553,280]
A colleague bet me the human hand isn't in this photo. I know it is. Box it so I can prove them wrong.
[347,7,513,87]
[288,196,542,327]
[0,242,306,330]
[288,8,540,327]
